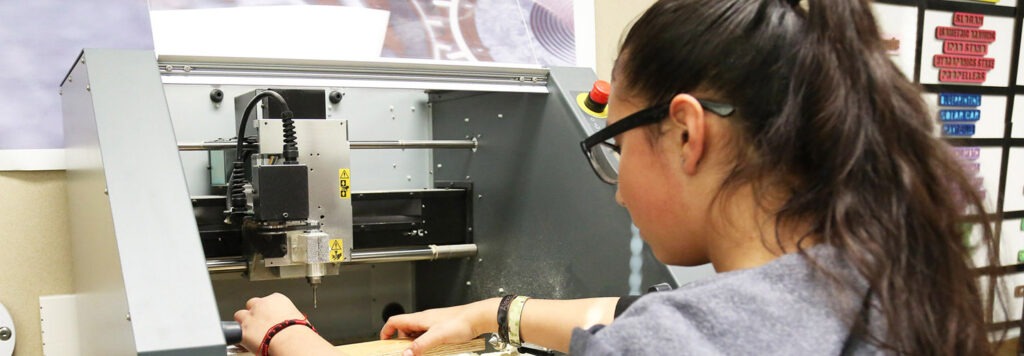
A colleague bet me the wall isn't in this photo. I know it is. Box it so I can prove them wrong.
[0,2,656,355]
[594,0,656,81]
[0,171,72,356]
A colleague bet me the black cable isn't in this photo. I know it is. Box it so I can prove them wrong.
[228,90,294,215]
[236,91,291,161]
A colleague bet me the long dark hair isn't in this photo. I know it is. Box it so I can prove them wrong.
[620,0,1000,354]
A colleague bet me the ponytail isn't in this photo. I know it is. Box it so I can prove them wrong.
[621,0,999,354]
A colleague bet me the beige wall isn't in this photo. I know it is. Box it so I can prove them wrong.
[594,0,656,81]
[0,3,655,355]
[0,171,72,356]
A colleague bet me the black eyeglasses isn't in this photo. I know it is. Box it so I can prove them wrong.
[580,99,735,185]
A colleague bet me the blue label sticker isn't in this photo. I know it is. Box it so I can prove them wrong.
[939,109,981,121]
[942,124,976,137]
[938,93,982,107]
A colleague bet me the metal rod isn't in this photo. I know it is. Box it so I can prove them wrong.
[206,244,478,273]
[350,244,478,264]
[179,140,477,151]
[207,257,247,274]
[351,140,478,149]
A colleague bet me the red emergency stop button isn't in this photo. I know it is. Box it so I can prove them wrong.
[584,80,610,113]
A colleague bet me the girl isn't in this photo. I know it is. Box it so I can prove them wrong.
[234,0,1001,354]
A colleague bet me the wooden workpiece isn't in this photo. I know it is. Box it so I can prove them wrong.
[231,338,486,356]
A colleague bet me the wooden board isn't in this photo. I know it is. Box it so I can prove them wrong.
[337,338,485,355]
[229,338,486,356]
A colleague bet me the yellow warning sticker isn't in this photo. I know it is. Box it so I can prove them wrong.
[329,239,344,262]
[338,168,351,199]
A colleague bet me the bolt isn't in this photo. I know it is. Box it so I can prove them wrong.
[411,106,416,112]
[389,105,395,111]
[393,163,398,168]
[80,58,86,64]
[0,327,10,341]
[466,281,472,286]
[282,212,289,218]
[126,314,132,321]
[437,163,443,168]
[464,118,470,122]
[183,65,193,72]
[478,258,483,262]
[103,189,108,195]
[86,84,91,91]
[209,89,224,103]
[468,227,473,232]
[164,65,173,72]
[465,176,471,180]
[498,287,505,294]
[497,114,503,119]
[406,175,412,181]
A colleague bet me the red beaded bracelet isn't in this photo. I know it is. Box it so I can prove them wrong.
[258,316,318,356]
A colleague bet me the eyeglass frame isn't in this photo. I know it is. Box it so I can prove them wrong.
[579,99,736,185]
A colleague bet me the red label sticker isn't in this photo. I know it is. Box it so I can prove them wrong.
[943,41,989,56]
[953,12,984,28]
[933,54,995,70]
[939,69,987,83]
[936,26,996,43]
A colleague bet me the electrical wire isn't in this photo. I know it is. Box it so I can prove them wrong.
[228,90,294,216]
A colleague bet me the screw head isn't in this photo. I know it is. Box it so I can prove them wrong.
[329,91,343,104]
[0,326,10,341]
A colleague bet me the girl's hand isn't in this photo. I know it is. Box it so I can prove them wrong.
[379,299,498,356]
[233,293,306,353]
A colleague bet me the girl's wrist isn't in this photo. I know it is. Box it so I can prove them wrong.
[470,298,501,336]
[267,325,311,355]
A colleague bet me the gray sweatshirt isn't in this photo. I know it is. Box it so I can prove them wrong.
[570,246,882,355]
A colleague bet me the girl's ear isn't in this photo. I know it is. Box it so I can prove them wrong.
[667,94,706,175]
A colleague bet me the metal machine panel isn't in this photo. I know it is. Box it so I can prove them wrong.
[60,49,224,355]
[163,86,436,195]
[258,119,353,261]
[333,88,434,191]
[419,68,677,309]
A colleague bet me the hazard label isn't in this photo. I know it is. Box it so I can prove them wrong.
[338,168,351,199]
[329,239,344,262]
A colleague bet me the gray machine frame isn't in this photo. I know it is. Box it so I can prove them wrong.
[62,49,224,355]
[60,49,680,354]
